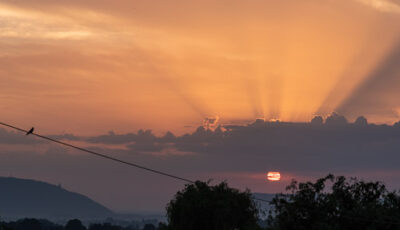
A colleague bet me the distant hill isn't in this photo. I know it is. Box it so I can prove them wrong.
[252,193,277,227]
[0,177,113,220]
[253,193,276,202]
[252,193,276,216]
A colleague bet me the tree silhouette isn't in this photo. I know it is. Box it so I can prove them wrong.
[156,223,168,230]
[0,218,13,230]
[267,174,400,230]
[88,223,121,230]
[65,219,86,230]
[17,219,42,230]
[165,181,261,230]
[142,224,155,230]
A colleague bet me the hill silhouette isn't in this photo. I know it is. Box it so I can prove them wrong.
[252,193,275,214]
[0,177,113,220]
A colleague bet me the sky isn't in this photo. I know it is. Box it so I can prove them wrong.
[1,0,400,214]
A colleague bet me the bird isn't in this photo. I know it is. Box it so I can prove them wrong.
[26,127,34,135]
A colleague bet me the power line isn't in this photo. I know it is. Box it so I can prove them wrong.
[0,121,271,203]
[0,121,194,184]
[3,121,400,225]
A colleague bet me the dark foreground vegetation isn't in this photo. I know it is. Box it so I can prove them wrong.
[0,218,158,230]
[2,175,400,230]
[267,174,400,230]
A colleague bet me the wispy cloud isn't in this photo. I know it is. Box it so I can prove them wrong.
[0,6,92,40]
[355,0,400,13]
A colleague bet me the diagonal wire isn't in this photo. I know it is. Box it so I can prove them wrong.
[0,121,194,184]
[0,121,271,203]
[3,122,400,223]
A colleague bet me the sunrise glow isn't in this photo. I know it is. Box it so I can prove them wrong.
[2,0,400,216]
[0,1,399,135]
[267,172,281,181]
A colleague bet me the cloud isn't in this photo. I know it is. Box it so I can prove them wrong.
[73,115,400,174]
[2,0,400,212]
[3,115,400,212]
[5,113,400,177]
[0,128,41,144]
[354,0,400,13]
[86,131,137,144]
[0,4,100,41]
[203,116,220,130]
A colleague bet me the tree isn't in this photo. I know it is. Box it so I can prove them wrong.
[156,223,168,230]
[267,174,400,230]
[142,224,155,230]
[16,219,42,230]
[165,181,261,230]
[88,223,121,230]
[0,218,13,230]
[65,219,86,230]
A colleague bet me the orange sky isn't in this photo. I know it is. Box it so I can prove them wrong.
[1,0,400,135]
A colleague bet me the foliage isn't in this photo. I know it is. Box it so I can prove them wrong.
[165,180,261,230]
[1,218,63,230]
[142,224,155,230]
[65,219,86,230]
[0,218,142,230]
[267,174,400,230]
[88,223,122,230]
[156,223,168,230]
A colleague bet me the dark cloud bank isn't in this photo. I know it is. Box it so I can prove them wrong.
[3,114,400,211]
[3,113,400,174]
[38,113,400,174]
[0,129,42,145]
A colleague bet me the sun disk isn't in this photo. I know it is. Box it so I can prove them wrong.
[267,172,281,181]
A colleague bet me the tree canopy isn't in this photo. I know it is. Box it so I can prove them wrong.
[65,219,86,230]
[164,181,261,230]
[267,174,400,230]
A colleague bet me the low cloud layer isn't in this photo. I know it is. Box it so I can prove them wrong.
[11,113,398,174]
[5,113,400,172]
[73,114,400,173]
[2,114,400,212]
[0,128,41,144]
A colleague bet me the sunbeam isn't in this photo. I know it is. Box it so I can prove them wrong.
[337,39,400,121]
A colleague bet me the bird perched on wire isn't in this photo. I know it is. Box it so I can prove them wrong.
[26,127,34,135]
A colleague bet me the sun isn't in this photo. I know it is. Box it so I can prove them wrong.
[267,172,281,181]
